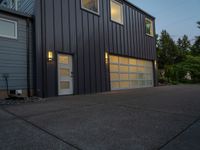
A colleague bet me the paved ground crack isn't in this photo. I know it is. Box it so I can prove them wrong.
[157,116,200,150]
[118,104,197,118]
[2,108,83,150]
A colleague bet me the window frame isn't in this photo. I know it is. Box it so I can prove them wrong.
[81,0,100,15]
[145,18,154,37]
[0,17,17,39]
[110,0,124,25]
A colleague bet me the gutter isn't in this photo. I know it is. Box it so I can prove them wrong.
[123,0,155,19]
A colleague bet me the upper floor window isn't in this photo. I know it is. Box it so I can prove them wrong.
[0,18,17,39]
[81,0,99,14]
[110,0,123,25]
[145,18,154,37]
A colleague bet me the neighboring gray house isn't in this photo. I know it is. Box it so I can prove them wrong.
[0,0,34,98]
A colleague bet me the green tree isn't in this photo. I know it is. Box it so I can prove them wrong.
[191,37,200,56]
[197,21,200,29]
[176,35,191,62]
[157,30,178,69]
[191,22,200,55]
[170,56,200,83]
[177,35,191,52]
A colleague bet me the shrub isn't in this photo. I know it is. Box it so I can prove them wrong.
[166,56,200,83]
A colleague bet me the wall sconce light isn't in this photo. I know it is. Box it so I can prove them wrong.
[154,60,157,67]
[105,52,109,64]
[48,50,54,62]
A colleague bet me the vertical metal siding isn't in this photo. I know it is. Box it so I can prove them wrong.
[35,0,156,97]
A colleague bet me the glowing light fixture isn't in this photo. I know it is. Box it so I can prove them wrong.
[105,52,109,64]
[48,50,54,62]
[154,60,157,66]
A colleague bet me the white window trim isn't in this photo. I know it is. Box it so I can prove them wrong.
[81,0,100,15]
[110,0,124,25]
[0,17,17,39]
[145,18,154,37]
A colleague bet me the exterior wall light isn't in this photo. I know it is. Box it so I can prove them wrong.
[154,60,157,67]
[105,52,109,64]
[48,50,54,62]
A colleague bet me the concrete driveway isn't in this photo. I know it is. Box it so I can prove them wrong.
[0,85,200,150]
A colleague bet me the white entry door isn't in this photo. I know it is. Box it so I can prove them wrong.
[58,54,73,95]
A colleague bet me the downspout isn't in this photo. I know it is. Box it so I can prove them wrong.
[26,18,31,97]
[3,74,9,97]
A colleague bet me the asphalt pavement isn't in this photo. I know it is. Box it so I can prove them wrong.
[0,84,200,150]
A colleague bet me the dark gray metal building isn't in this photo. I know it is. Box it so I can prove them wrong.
[0,0,157,98]
[35,0,157,97]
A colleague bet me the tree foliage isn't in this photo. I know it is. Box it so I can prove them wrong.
[157,30,178,69]
[169,56,200,83]
[176,35,191,62]
[157,21,200,84]
[191,21,200,56]
[191,37,200,56]
[198,21,200,29]
[177,35,191,52]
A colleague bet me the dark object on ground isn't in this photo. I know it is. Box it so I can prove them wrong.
[0,97,45,105]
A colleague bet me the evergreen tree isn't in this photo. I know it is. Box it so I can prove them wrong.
[177,35,191,52]
[191,38,200,56]
[191,22,200,56]
[157,30,178,69]
[176,35,191,62]
[197,21,200,29]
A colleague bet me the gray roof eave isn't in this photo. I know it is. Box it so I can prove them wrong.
[123,0,155,19]
[0,6,33,19]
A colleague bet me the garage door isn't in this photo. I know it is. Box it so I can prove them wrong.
[109,55,154,90]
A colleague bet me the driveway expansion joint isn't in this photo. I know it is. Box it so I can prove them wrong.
[2,108,83,150]
[158,116,200,150]
[117,104,198,118]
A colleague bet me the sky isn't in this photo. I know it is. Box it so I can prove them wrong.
[129,0,200,42]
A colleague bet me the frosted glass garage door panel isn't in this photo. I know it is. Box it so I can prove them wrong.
[129,66,137,73]
[110,55,119,63]
[110,64,119,72]
[120,74,129,80]
[120,81,129,89]
[129,58,137,65]
[119,57,129,65]
[119,66,129,73]
[110,73,119,81]
[129,74,137,80]
[111,82,120,89]
[109,55,154,90]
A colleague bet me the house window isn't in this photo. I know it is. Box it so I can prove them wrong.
[110,0,123,24]
[0,18,17,39]
[145,18,154,36]
[81,0,99,14]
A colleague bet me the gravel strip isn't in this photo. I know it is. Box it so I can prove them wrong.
[0,97,46,106]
